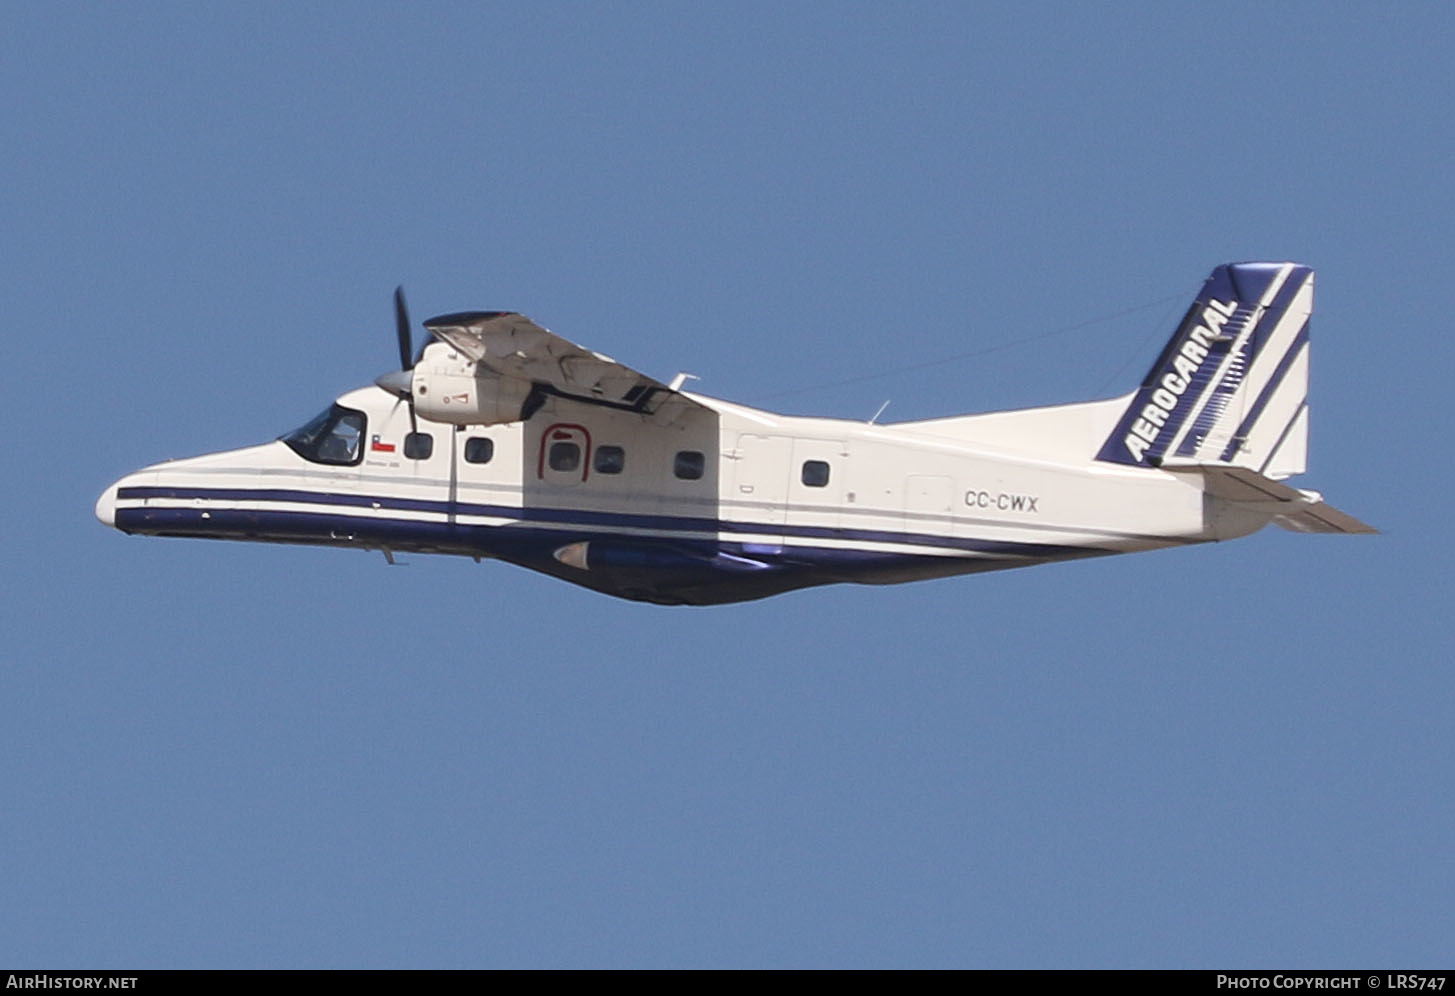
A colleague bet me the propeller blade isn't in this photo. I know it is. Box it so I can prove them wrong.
[387,396,418,437]
[379,285,421,426]
[394,286,413,371]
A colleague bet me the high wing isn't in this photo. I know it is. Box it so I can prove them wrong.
[423,310,709,422]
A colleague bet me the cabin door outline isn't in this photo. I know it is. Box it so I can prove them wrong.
[537,423,592,486]
[732,433,791,549]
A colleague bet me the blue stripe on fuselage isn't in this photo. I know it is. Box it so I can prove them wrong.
[114,484,1102,559]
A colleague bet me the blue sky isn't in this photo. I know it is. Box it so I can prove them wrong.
[3,2,1450,968]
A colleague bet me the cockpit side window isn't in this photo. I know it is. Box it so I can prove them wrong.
[281,404,367,466]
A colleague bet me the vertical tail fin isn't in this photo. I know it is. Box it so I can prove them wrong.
[1095,262,1314,479]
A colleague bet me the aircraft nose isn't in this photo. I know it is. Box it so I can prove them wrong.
[96,469,156,530]
[95,481,120,528]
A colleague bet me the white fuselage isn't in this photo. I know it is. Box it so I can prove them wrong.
[96,378,1251,605]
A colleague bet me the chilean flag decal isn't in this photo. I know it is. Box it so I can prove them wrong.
[370,435,395,453]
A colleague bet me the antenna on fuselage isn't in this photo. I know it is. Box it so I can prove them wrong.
[868,400,891,424]
[669,372,699,392]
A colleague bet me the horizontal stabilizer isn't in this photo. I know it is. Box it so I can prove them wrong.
[1163,463,1376,535]
[1270,501,1377,535]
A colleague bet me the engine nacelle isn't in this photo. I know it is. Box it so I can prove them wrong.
[410,367,534,426]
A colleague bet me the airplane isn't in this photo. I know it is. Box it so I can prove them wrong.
[95,262,1374,605]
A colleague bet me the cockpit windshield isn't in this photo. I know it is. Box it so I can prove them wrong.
[281,404,366,466]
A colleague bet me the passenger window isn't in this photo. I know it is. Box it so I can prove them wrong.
[404,432,433,460]
[674,450,705,480]
[594,445,625,475]
[464,437,494,464]
[548,441,581,472]
[801,460,831,487]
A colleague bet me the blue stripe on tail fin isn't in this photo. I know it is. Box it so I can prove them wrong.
[1095,262,1314,478]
